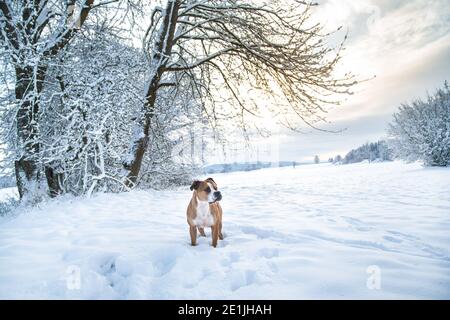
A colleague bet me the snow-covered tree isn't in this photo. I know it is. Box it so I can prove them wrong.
[0,1,188,199]
[2,21,203,197]
[123,0,359,187]
[343,140,392,164]
[0,0,129,199]
[1,0,360,201]
[314,155,320,164]
[333,155,342,164]
[388,82,450,167]
[39,29,146,196]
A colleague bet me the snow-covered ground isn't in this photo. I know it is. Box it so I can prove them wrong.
[0,162,449,299]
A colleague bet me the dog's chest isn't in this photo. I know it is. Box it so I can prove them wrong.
[193,202,214,227]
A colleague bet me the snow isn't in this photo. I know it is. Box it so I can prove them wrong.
[0,162,449,299]
[0,187,18,202]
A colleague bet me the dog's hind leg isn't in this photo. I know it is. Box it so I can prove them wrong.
[189,226,197,246]
[218,205,224,240]
[198,227,206,237]
[219,222,224,240]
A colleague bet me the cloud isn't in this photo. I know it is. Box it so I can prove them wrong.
[208,0,450,163]
[273,0,450,161]
[306,0,449,118]
[314,0,382,34]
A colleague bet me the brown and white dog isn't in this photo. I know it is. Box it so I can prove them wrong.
[186,177,223,247]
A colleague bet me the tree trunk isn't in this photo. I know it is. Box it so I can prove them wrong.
[14,65,47,199]
[124,0,180,188]
[44,166,64,198]
[124,116,151,187]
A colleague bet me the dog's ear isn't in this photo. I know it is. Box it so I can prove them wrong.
[206,177,215,184]
[190,180,200,191]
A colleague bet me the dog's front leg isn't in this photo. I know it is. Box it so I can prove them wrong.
[211,225,219,248]
[189,226,197,246]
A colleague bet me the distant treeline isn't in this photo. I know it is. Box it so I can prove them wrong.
[342,140,393,164]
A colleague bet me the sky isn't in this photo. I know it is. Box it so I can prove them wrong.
[207,0,450,164]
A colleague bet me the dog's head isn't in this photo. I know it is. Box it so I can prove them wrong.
[190,177,222,204]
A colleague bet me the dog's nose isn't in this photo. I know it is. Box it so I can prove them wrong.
[214,191,222,199]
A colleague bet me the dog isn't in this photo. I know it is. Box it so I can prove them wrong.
[186,177,223,247]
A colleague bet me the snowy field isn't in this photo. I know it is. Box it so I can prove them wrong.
[0,162,449,299]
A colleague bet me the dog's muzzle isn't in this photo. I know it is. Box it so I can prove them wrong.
[210,191,222,204]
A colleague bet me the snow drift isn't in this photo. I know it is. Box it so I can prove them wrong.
[0,162,449,299]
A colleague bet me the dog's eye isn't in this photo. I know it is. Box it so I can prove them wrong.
[205,187,211,193]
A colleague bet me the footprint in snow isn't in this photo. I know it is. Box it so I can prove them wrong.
[183,268,212,289]
[96,255,130,296]
[149,247,181,277]
[258,247,279,259]
[221,251,241,267]
[341,216,372,232]
[240,226,284,239]
[228,269,258,291]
